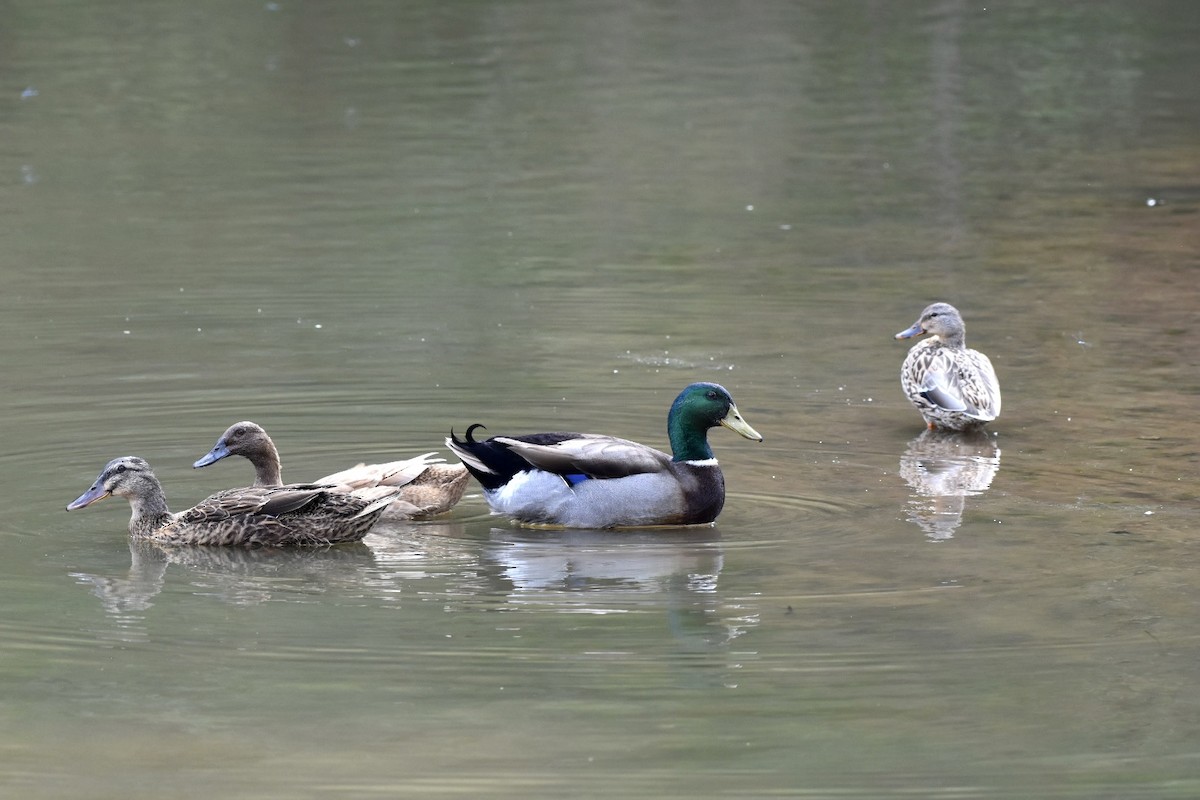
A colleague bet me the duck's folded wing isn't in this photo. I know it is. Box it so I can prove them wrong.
[962,352,1001,419]
[316,452,443,490]
[182,487,326,522]
[922,355,999,422]
[919,369,970,412]
[498,434,672,479]
[257,488,330,517]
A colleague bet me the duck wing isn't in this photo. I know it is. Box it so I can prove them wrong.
[497,433,672,479]
[916,351,1000,422]
[180,486,327,524]
[917,368,970,413]
[315,452,443,491]
[959,350,1001,420]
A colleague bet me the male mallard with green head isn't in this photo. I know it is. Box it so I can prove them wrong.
[446,382,762,528]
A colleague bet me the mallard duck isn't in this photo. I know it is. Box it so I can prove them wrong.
[895,302,1001,431]
[446,382,762,528]
[192,421,469,518]
[66,456,400,547]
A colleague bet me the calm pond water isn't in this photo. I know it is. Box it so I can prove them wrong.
[3,1,1200,797]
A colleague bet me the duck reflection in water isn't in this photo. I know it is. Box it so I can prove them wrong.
[70,540,171,640]
[898,428,1001,541]
[71,539,379,624]
[484,527,755,655]
[71,519,482,635]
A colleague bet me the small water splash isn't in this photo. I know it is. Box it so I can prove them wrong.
[618,351,737,371]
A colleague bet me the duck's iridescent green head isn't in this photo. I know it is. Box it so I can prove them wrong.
[667,382,762,462]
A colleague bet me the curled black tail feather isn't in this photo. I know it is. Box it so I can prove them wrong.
[447,424,530,491]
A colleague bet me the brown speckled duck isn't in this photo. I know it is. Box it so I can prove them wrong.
[67,456,399,547]
[192,421,469,519]
[895,302,1001,431]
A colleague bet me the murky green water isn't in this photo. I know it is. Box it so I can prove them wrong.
[3,1,1199,797]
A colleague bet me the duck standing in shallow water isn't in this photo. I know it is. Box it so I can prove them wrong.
[895,302,1001,431]
[67,456,400,546]
[446,382,762,528]
[192,421,468,518]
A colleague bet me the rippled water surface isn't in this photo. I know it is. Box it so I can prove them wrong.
[3,1,1200,797]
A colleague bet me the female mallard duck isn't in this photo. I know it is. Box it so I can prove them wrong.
[446,382,762,528]
[895,302,1001,431]
[192,421,469,518]
[67,456,400,547]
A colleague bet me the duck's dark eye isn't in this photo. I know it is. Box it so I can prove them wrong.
[706,391,718,400]
[233,427,245,437]
[115,464,127,473]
